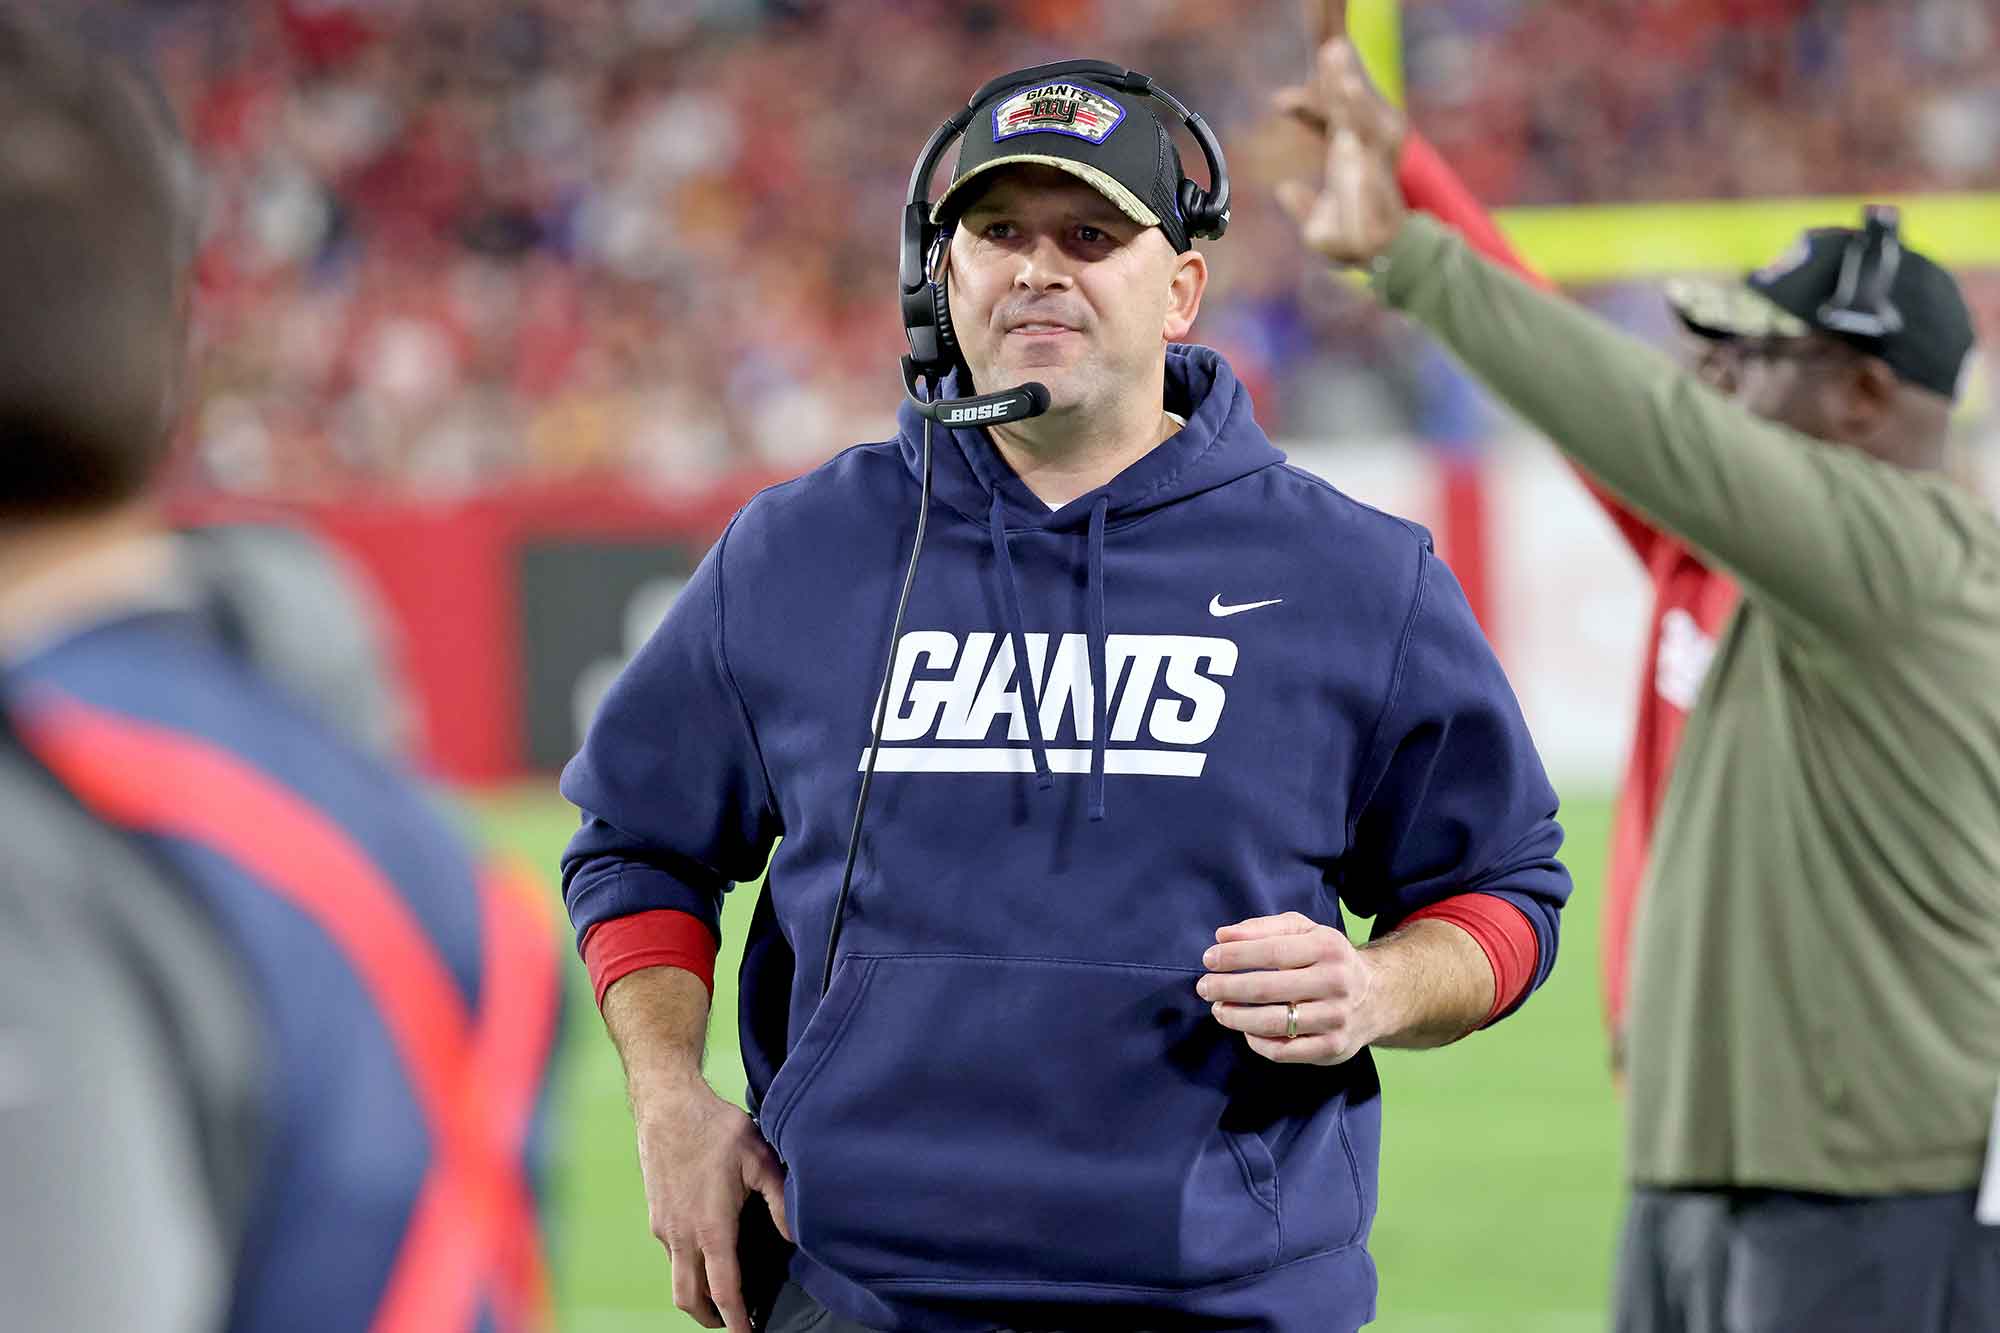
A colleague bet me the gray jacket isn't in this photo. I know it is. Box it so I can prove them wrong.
[0,725,263,1331]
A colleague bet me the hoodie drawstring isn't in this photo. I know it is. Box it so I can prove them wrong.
[988,493,1054,790]
[1086,496,1109,822]
[984,492,1110,816]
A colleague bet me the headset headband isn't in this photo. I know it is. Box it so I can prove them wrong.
[1819,205,1904,338]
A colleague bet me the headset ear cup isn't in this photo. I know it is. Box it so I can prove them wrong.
[1178,179,1205,231]
[932,280,958,361]
[1178,179,1224,239]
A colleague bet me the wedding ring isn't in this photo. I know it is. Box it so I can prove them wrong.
[1285,1002,1299,1040]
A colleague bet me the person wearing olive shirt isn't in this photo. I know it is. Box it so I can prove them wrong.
[1279,21,2000,1333]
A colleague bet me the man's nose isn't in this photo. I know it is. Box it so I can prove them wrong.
[1013,234,1076,291]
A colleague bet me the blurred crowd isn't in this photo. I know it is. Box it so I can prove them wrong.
[1408,0,1999,205]
[51,0,2000,495]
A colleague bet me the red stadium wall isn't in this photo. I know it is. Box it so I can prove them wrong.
[168,461,1491,784]
[170,480,770,783]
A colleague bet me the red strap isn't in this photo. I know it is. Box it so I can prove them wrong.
[582,908,720,1008]
[21,693,555,1333]
[1399,133,1553,294]
[1406,893,1540,1026]
[383,861,558,1333]
[474,861,559,1325]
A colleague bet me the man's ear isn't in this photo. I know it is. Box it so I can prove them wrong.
[1834,354,1901,439]
[1164,248,1209,342]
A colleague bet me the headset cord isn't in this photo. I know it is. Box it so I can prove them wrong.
[822,405,936,997]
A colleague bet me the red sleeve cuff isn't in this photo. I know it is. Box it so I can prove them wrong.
[580,909,720,1009]
[1405,893,1540,1026]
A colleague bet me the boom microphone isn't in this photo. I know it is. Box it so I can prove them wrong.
[823,357,1048,996]
[901,355,1051,427]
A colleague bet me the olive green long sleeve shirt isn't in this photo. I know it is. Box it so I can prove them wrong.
[1379,213,2000,1192]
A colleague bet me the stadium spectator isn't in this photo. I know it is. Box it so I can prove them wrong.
[0,17,561,1330]
[1284,14,2000,1330]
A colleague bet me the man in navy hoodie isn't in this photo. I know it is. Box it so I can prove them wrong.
[562,60,1572,1333]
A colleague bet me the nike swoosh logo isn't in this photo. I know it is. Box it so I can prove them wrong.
[1209,595,1283,618]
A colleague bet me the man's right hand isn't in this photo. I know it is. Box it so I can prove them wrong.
[602,965,791,1332]
[633,1074,792,1332]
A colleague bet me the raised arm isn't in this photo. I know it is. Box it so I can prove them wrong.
[1278,27,1972,642]
[1278,7,1664,564]
[1394,134,1665,563]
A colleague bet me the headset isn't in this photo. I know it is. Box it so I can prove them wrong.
[821,62,1231,996]
[897,58,1232,421]
[1818,204,1904,339]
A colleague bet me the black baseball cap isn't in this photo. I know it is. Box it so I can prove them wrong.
[931,75,1193,253]
[1666,209,1976,400]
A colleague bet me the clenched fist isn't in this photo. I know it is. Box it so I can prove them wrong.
[1198,911,1382,1066]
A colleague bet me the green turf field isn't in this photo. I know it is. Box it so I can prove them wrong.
[470,786,1621,1333]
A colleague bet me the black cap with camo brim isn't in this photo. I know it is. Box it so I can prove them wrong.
[1664,278,1809,342]
[931,76,1192,252]
[1664,216,1976,399]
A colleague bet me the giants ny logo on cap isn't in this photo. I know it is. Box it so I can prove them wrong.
[992,83,1126,144]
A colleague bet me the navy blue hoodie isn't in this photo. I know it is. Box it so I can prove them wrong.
[562,345,1569,1332]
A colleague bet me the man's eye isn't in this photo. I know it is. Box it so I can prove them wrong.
[983,222,1016,240]
[1076,226,1106,244]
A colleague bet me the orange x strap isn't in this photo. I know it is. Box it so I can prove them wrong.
[22,693,558,1333]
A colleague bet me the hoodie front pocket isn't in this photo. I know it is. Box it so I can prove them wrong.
[760,953,1298,1288]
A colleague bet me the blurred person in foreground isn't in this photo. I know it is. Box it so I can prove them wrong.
[561,41,1572,1333]
[1280,7,2000,1329]
[175,521,417,763]
[0,17,560,1332]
